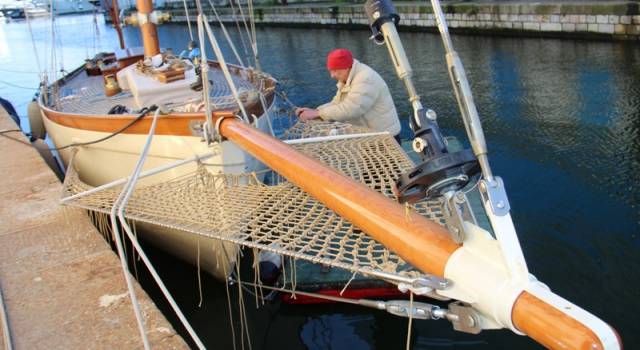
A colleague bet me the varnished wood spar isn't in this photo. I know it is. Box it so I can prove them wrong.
[42,107,235,136]
[219,118,617,350]
[137,0,160,57]
[220,117,460,276]
[513,292,612,350]
[39,88,274,135]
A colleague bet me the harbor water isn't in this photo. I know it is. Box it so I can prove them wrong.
[0,14,638,349]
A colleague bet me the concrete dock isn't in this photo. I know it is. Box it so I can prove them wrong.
[0,109,188,348]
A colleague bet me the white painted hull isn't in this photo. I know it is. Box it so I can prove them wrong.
[43,109,273,280]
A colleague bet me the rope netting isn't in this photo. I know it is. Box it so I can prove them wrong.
[61,121,445,284]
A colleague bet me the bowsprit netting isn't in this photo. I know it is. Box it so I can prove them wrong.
[61,121,445,284]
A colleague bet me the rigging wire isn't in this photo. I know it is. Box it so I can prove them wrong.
[246,0,259,70]
[201,17,249,122]
[0,80,39,90]
[24,10,43,75]
[206,0,245,67]
[49,106,154,151]
[91,6,100,58]
[0,69,40,74]
[227,0,251,65]
[232,0,258,68]
[182,0,194,41]
[49,0,56,81]
[0,132,31,147]
[274,90,299,109]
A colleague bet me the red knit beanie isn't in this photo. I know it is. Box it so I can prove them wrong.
[326,49,353,70]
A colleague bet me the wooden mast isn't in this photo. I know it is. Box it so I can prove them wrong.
[136,0,160,57]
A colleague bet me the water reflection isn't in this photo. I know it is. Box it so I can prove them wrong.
[1,16,639,349]
[301,314,373,350]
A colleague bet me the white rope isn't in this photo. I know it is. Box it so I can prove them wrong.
[227,0,251,63]
[92,8,100,58]
[48,0,62,108]
[339,271,358,296]
[258,90,274,137]
[196,14,216,138]
[108,110,161,350]
[197,237,203,307]
[24,10,42,74]
[206,0,245,67]
[284,131,390,145]
[182,0,194,41]
[406,292,414,350]
[233,0,258,68]
[246,0,259,70]
[220,245,238,350]
[111,108,206,349]
[60,152,215,204]
[235,261,252,350]
[233,0,254,55]
[49,0,55,77]
[201,15,250,122]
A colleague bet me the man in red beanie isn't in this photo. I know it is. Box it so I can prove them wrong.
[296,48,401,139]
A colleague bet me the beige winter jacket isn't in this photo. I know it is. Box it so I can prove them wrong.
[317,60,401,136]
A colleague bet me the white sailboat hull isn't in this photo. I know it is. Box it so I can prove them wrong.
[43,107,274,280]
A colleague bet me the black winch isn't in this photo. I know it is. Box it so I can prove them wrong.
[365,0,480,203]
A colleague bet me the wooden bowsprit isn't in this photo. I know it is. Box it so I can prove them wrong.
[218,117,621,350]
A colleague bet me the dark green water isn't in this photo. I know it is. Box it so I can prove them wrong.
[1,14,638,349]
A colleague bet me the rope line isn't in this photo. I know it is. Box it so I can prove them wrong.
[49,106,153,151]
[182,0,194,41]
[24,8,42,74]
[227,0,251,64]
[0,69,40,74]
[62,121,445,288]
[0,80,39,90]
[207,0,245,67]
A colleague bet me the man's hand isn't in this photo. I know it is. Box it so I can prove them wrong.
[295,107,320,121]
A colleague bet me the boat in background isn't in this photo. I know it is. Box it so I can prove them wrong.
[0,0,49,18]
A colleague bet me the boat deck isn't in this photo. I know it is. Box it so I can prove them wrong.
[55,66,259,114]
[0,108,187,348]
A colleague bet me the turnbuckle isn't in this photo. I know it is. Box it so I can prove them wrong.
[368,299,482,334]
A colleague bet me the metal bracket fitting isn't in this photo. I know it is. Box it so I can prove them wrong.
[441,191,477,243]
[447,302,482,334]
[413,275,450,291]
[385,300,439,319]
[478,177,510,216]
